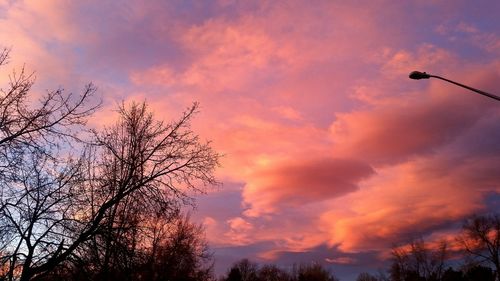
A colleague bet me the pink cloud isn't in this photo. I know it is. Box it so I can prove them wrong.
[325,257,357,265]
[224,217,255,246]
[331,71,499,165]
[243,158,374,216]
[381,44,457,78]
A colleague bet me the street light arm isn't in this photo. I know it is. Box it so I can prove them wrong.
[429,74,500,102]
[409,70,500,102]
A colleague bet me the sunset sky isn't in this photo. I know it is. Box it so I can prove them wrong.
[1,1,500,279]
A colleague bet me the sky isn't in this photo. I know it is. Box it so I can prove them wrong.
[1,1,500,280]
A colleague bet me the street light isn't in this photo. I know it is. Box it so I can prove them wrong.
[409,71,500,102]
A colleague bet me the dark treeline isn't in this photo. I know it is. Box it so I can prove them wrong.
[219,214,500,281]
[386,214,500,281]
[218,259,339,281]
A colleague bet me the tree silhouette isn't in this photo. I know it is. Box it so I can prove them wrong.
[294,263,339,281]
[257,264,291,281]
[0,49,98,281]
[463,264,495,281]
[457,214,500,281]
[141,213,214,281]
[356,272,379,281]
[390,238,448,281]
[0,51,219,281]
[220,260,339,281]
[225,259,258,281]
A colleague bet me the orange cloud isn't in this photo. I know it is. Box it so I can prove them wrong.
[321,133,500,253]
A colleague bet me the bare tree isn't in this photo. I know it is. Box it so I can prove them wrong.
[0,48,97,178]
[390,238,448,281]
[257,264,291,281]
[0,49,98,281]
[64,211,213,281]
[457,214,500,281]
[142,213,214,281]
[0,51,219,281]
[0,152,86,281]
[356,272,378,281]
[224,259,259,281]
[292,263,339,281]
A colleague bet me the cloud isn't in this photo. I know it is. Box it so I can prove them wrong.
[243,158,374,216]
[381,44,457,78]
[325,257,357,265]
[225,217,255,245]
[321,107,500,252]
[320,164,483,252]
[437,21,500,56]
[330,69,499,165]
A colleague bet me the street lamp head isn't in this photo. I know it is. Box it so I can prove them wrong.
[409,71,431,80]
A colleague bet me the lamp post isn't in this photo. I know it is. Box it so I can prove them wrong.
[409,71,500,102]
